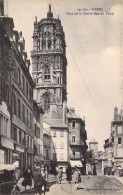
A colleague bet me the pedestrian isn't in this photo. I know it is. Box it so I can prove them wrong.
[33,166,47,195]
[54,165,58,179]
[41,165,48,181]
[57,167,63,184]
[73,166,81,190]
[22,165,32,190]
[40,165,48,193]
[66,163,72,183]
[93,164,97,175]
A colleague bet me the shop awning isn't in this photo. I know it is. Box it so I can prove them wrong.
[116,163,123,168]
[70,160,83,167]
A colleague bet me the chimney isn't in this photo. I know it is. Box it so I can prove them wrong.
[70,107,75,113]
[0,0,4,16]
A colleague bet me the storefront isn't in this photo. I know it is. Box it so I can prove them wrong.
[0,149,5,164]
[27,148,34,172]
[0,136,14,164]
[50,160,57,174]
[13,145,24,172]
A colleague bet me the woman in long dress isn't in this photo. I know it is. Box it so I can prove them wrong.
[57,167,63,184]
[73,166,81,190]
[66,164,72,183]
[22,166,32,190]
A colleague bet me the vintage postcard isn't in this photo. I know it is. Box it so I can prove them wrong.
[0,0,123,194]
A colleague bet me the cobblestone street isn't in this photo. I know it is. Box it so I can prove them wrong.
[20,175,123,195]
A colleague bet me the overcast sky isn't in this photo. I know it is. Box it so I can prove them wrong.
[7,0,123,150]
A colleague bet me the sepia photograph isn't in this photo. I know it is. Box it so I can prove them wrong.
[0,0,123,194]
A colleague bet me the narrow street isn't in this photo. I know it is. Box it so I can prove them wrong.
[21,175,123,195]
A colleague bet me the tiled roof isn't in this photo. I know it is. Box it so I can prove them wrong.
[67,111,81,119]
[43,118,68,128]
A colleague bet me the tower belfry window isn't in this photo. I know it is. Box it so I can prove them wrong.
[48,39,51,49]
[44,67,50,81]
[44,94,50,110]
[42,39,46,49]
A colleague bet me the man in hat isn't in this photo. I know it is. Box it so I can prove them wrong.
[33,166,47,195]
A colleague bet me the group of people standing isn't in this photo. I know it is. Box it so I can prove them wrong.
[22,165,48,195]
[21,163,81,194]
[57,163,81,189]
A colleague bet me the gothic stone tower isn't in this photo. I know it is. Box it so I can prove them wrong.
[31,5,69,168]
[31,5,67,120]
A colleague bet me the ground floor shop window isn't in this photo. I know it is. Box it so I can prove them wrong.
[12,153,21,168]
[0,149,4,165]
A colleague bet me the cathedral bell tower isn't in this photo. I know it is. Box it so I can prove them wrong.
[31,4,67,117]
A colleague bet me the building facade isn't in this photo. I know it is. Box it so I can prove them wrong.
[102,107,123,175]
[0,0,35,172]
[43,119,69,172]
[43,127,51,169]
[103,138,113,175]
[111,107,123,173]
[31,5,69,169]
[11,30,35,172]
[67,108,87,174]
[0,17,13,165]
[33,100,44,167]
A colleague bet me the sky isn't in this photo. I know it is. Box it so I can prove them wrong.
[6,0,123,150]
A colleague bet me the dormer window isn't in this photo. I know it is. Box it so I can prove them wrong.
[72,121,75,128]
[44,67,50,81]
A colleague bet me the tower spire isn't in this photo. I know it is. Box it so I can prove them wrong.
[0,0,4,16]
[49,4,51,12]
[47,4,53,18]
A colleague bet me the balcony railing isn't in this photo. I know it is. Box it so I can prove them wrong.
[69,154,81,159]
[69,140,84,146]
[36,82,63,88]
[31,48,63,56]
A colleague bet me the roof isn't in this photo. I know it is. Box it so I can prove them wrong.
[89,138,98,144]
[43,118,68,128]
[67,110,81,120]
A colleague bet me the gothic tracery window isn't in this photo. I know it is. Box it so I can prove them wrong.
[42,39,46,49]
[54,38,56,49]
[48,39,51,49]
[43,93,50,110]
[44,66,50,81]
